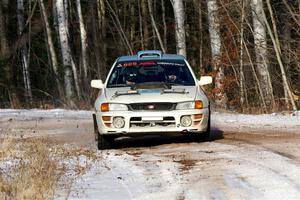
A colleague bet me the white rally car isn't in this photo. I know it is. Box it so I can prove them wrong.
[91,50,212,149]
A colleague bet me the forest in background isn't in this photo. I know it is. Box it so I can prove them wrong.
[0,0,299,112]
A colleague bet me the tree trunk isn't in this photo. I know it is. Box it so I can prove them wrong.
[207,0,227,108]
[171,0,186,57]
[239,0,247,111]
[97,0,107,79]
[90,2,100,77]
[282,3,292,109]
[147,0,166,53]
[138,0,144,50]
[76,0,88,81]
[161,0,167,51]
[251,0,274,109]
[193,0,203,71]
[0,3,9,58]
[38,0,64,98]
[129,2,135,47]
[56,0,80,99]
[17,0,33,103]
[141,0,149,49]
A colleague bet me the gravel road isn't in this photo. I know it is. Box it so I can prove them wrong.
[1,110,300,200]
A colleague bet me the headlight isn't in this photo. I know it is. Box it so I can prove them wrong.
[109,103,128,111]
[176,100,203,110]
[101,103,128,112]
[176,101,195,110]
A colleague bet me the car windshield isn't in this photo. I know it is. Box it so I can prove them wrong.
[107,60,195,88]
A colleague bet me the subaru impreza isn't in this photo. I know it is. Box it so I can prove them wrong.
[91,50,212,149]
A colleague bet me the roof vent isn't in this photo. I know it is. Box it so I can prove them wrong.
[137,50,162,59]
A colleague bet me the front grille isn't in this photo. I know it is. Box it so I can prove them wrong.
[128,103,176,111]
[130,116,176,128]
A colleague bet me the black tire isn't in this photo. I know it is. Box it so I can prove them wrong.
[202,112,211,141]
[92,114,98,141]
[97,133,114,150]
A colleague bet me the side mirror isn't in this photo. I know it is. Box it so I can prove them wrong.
[91,80,104,89]
[198,76,212,86]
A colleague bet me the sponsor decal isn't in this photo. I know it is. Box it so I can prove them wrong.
[157,62,185,66]
[122,62,138,67]
[139,61,156,66]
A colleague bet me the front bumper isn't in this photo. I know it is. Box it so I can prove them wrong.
[95,108,209,135]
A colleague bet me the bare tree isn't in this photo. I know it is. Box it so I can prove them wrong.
[147,0,166,53]
[17,0,33,103]
[138,0,144,50]
[207,0,227,108]
[239,0,247,111]
[97,0,107,79]
[171,0,187,57]
[161,0,167,51]
[0,1,9,58]
[193,0,203,70]
[56,0,80,99]
[105,0,133,55]
[141,0,150,49]
[250,0,274,109]
[76,0,88,81]
[264,0,297,110]
[38,0,63,98]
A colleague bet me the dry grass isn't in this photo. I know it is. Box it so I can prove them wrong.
[0,138,98,200]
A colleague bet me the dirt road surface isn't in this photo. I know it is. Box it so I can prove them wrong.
[1,110,300,199]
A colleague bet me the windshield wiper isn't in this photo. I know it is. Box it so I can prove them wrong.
[108,84,131,88]
[132,82,170,90]
[165,82,184,87]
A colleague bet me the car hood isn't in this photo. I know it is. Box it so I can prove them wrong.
[105,86,197,104]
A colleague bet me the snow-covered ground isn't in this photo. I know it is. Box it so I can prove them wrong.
[213,111,300,134]
[0,109,92,121]
[61,142,300,200]
[1,109,300,200]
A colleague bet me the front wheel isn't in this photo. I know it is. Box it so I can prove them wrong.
[93,114,98,141]
[202,113,211,141]
[93,114,114,150]
[97,133,114,150]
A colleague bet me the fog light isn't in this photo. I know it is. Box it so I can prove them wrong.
[112,117,125,128]
[181,116,192,127]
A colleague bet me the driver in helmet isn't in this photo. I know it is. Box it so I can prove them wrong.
[124,68,137,85]
[166,67,179,83]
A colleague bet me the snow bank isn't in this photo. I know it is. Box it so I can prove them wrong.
[0,109,92,121]
[212,111,300,134]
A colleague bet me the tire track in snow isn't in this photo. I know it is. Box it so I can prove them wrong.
[215,142,300,199]
[134,142,300,200]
